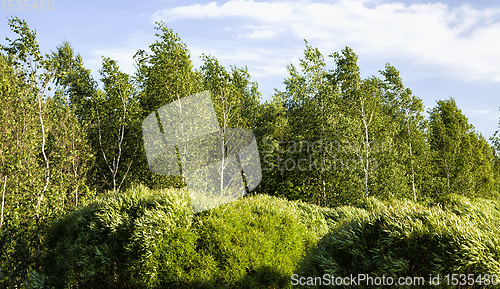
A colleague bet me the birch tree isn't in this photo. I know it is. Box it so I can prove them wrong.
[0,18,94,286]
[92,57,140,191]
[199,54,261,194]
[279,41,334,205]
[379,63,428,201]
[134,22,201,189]
[429,98,495,198]
[331,47,383,198]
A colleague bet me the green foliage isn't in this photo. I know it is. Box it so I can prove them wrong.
[1,16,42,76]
[263,42,432,207]
[0,17,96,288]
[89,57,142,191]
[0,49,43,288]
[436,193,500,226]
[40,185,193,288]
[38,189,500,288]
[298,196,500,288]
[199,54,261,131]
[254,93,294,201]
[191,194,328,288]
[3,16,500,288]
[490,112,500,195]
[48,41,98,123]
[132,21,201,190]
[262,41,344,206]
[376,63,429,202]
[135,21,201,114]
[43,92,93,206]
[428,98,497,199]
[38,186,329,288]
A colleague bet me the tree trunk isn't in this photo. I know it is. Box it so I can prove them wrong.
[36,79,50,261]
[360,98,373,197]
[0,175,6,228]
[407,117,416,202]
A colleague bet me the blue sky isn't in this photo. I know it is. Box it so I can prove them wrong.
[2,0,500,139]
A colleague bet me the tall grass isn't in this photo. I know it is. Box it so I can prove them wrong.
[34,187,500,288]
[297,194,500,288]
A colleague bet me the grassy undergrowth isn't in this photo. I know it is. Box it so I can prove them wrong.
[33,186,500,288]
[36,185,329,288]
[298,195,500,288]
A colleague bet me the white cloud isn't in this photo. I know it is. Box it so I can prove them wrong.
[240,29,276,39]
[152,0,500,84]
[152,0,297,23]
[188,39,301,72]
[469,109,493,115]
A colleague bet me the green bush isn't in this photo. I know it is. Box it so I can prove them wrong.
[37,187,500,289]
[297,196,500,288]
[40,185,194,288]
[188,194,329,288]
[37,186,329,288]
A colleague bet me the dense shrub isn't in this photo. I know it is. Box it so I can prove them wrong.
[40,185,194,288]
[297,195,500,288]
[36,188,500,289]
[188,194,329,288]
[37,186,329,288]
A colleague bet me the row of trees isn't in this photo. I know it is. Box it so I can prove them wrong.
[0,17,260,287]
[1,16,499,287]
[258,42,498,206]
